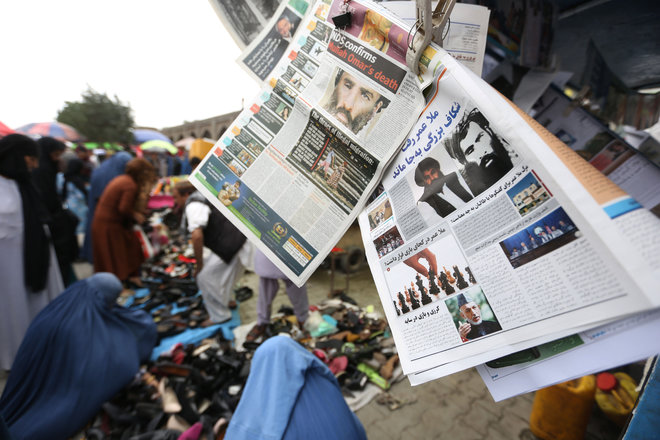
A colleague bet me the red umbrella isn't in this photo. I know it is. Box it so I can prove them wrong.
[0,121,15,138]
[15,121,83,142]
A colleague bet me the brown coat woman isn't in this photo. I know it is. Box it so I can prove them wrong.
[91,158,156,283]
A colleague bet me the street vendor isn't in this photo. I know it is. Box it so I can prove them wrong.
[172,181,249,323]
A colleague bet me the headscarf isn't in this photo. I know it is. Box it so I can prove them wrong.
[62,158,88,199]
[0,134,51,292]
[125,157,156,189]
[80,152,132,262]
[33,137,66,214]
[89,152,132,204]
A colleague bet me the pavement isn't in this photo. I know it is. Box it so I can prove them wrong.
[1,249,625,439]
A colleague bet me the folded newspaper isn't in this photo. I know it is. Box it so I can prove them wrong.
[208,0,284,49]
[473,84,660,401]
[192,0,428,286]
[357,42,660,386]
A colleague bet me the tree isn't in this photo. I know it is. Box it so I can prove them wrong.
[57,88,135,144]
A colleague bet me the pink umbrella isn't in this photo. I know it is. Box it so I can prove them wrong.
[0,121,14,138]
[15,121,83,142]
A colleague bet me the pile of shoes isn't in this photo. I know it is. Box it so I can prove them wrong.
[242,296,401,397]
[83,334,250,439]
[121,279,215,342]
[139,238,196,282]
[307,299,400,395]
[80,235,258,439]
[86,268,394,438]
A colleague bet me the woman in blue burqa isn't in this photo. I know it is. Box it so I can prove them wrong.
[81,151,133,262]
[0,273,157,440]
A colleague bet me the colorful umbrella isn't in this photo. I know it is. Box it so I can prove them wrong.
[15,121,82,142]
[0,121,15,138]
[133,128,171,144]
[140,139,177,155]
[82,142,123,151]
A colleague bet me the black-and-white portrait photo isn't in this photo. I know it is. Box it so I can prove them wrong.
[445,108,515,197]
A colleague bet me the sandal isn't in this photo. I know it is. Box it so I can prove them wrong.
[235,286,253,302]
[245,324,266,343]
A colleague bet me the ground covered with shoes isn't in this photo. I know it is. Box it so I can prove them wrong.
[78,239,399,438]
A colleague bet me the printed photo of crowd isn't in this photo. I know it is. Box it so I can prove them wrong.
[374,226,404,258]
[499,207,580,268]
[385,235,477,316]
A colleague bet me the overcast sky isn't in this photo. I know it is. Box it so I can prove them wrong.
[1,0,261,130]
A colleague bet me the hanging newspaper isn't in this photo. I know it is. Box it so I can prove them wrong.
[471,84,660,401]
[208,0,284,49]
[357,42,660,383]
[529,85,660,215]
[191,0,426,286]
[381,1,491,77]
[238,0,314,82]
[477,308,660,401]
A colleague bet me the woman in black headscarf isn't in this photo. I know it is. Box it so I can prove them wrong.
[0,134,63,371]
[33,136,78,285]
[32,137,66,214]
[60,158,89,235]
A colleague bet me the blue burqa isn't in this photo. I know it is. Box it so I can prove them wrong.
[81,152,132,262]
[226,336,366,440]
[0,273,157,440]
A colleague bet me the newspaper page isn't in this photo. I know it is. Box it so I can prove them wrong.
[468,86,660,400]
[357,43,660,379]
[411,184,660,385]
[237,0,313,83]
[381,1,491,77]
[530,86,660,216]
[408,86,660,385]
[477,309,660,401]
[191,0,426,287]
[208,0,284,49]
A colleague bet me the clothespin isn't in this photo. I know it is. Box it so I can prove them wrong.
[406,0,456,75]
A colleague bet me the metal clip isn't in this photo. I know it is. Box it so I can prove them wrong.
[406,0,456,75]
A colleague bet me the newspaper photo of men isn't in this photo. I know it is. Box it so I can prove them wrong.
[499,207,581,268]
[367,197,393,230]
[320,67,390,137]
[374,225,403,259]
[414,156,473,218]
